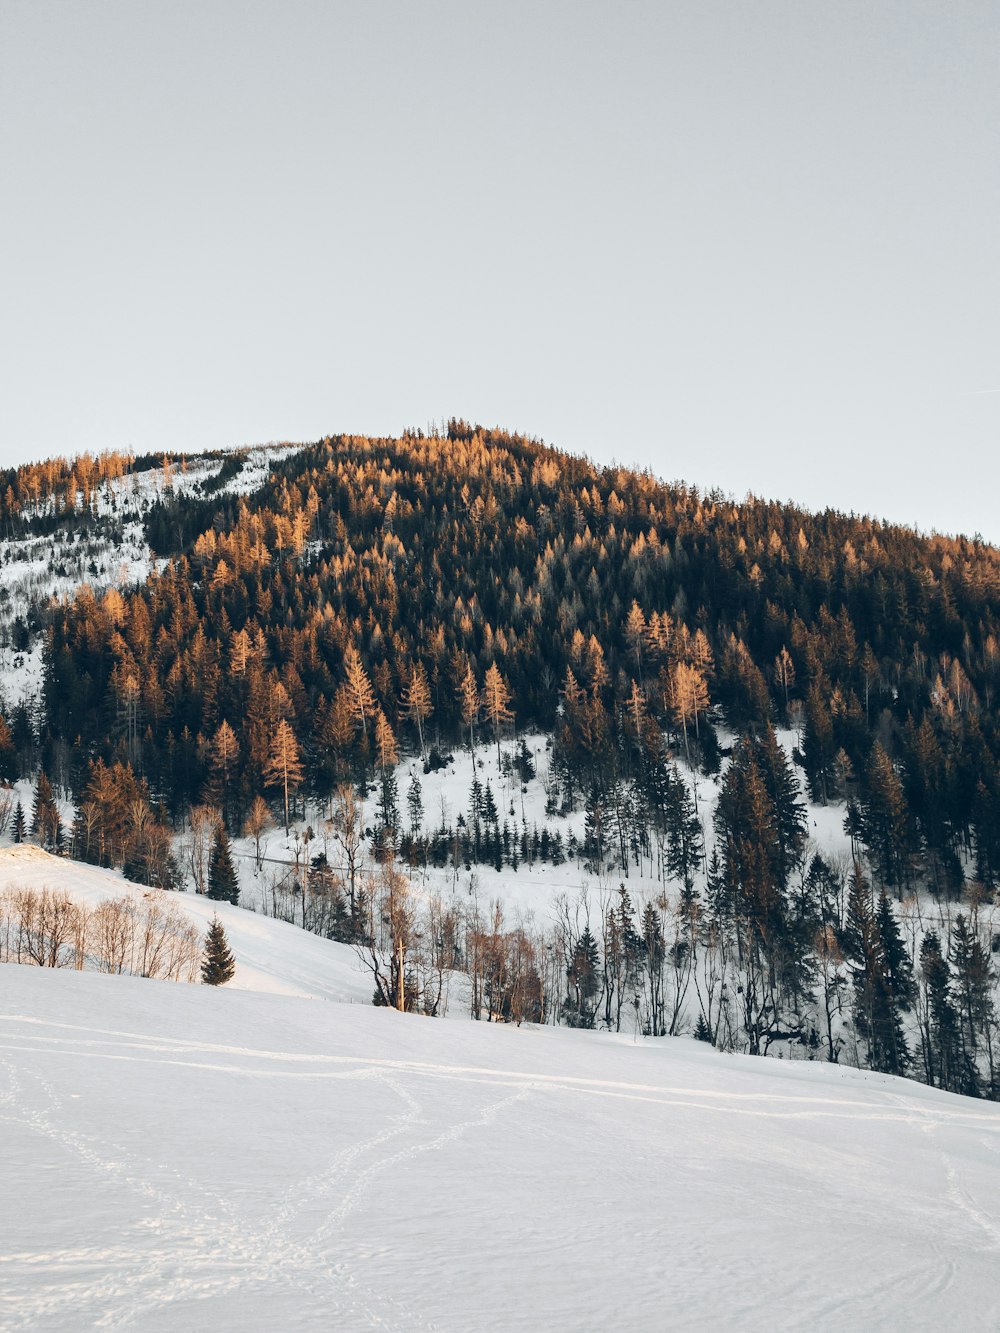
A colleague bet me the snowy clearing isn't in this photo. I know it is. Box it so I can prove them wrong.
[2,960,1000,1330]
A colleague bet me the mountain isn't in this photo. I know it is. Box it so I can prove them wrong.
[1,425,1000,1100]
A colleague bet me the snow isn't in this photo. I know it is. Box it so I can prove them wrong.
[0,846,371,1005]
[3,960,1000,1329]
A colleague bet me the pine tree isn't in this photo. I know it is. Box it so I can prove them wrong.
[207,826,240,905]
[919,931,966,1093]
[202,916,236,985]
[406,773,423,835]
[12,800,25,843]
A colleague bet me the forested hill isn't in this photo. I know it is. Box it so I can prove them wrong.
[20,420,1000,896]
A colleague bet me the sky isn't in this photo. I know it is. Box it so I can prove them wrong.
[2,1,999,541]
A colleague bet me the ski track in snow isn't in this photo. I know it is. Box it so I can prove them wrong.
[4,837,1000,1328]
[0,1014,540,1331]
[4,1003,1000,1329]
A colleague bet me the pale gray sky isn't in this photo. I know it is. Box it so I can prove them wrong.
[2,1,999,538]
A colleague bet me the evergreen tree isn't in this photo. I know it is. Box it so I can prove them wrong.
[919,931,967,1093]
[858,742,914,892]
[0,715,17,784]
[842,864,909,1076]
[12,800,25,844]
[30,771,61,852]
[949,914,994,1067]
[565,926,601,1028]
[202,916,236,985]
[207,826,240,905]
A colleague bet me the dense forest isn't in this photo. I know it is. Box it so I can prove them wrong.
[4,423,1000,1096]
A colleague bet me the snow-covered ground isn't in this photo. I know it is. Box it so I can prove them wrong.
[3,958,1000,1330]
[0,845,370,1005]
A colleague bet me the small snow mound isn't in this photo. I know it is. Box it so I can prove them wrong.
[0,844,56,864]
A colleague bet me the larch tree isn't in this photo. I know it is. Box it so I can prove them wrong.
[671,662,709,769]
[482,663,513,761]
[458,663,480,755]
[264,717,304,832]
[400,661,433,757]
[243,794,272,871]
[343,645,377,739]
[209,719,239,827]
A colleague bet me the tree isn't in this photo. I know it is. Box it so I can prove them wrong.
[670,662,709,768]
[243,794,272,871]
[406,773,424,835]
[30,771,62,852]
[400,662,433,758]
[458,663,480,755]
[842,865,909,1076]
[202,916,236,985]
[0,715,17,783]
[483,663,513,761]
[343,645,377,739]
[565,926,602,1029]
[207,826,240,905]
[188,804,222,894]
[208,719,239,828]
[330,782,364,926]
[264,717,304,831]
[857,742,914,893]
[12,800,25,844]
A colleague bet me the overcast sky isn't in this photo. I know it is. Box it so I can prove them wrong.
[2,2,999,539]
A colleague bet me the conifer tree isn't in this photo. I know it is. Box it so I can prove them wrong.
[201,916,236,985]
[400,662,433,758]
[263,717,304,832]
[565,926,601,1029]
[12,800,25,844]
[0,715,17,784]
[483,663,513,761]
[343,645,376,739]
[207,826,240,905]
[458,663,480,755]
[30,772,61,852]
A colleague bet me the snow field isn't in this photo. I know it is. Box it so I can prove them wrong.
[2,963,1000,1330]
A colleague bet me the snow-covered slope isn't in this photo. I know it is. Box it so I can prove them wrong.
[3,956,1000,1330]
[0,845,370,1004]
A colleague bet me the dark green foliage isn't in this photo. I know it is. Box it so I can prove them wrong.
[30,771,61,853]
[841,866,910,1076]
[201,916,236,985]
[693,1013,714,1043]
[565,926,602,1028]
[207,827,240,905]
[0,715,18,784]
[12,801,25,844]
